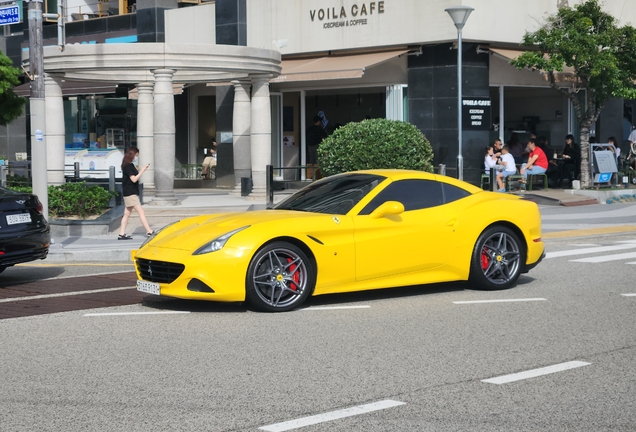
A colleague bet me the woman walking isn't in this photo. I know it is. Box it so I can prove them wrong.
[118,146,153,240]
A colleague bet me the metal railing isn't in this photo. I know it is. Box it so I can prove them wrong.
[266,165,319,207]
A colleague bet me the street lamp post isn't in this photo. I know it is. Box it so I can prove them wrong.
[27,0,48,219]
[445,5,473,181]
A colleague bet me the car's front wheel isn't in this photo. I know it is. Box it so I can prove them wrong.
[469,226,525,290]
[245,242,315,312]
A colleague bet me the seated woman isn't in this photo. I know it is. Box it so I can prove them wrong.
[484,145,498,174]
[560,134,580,185]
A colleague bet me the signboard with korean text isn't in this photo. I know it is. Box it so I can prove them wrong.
[462,98,491,131]
[0,4,20,26]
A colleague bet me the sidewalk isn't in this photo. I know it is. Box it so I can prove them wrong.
[44,186,628,263]
[47,189,287,263]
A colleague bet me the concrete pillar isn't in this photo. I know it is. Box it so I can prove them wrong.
[136,82,155,193]
[248,75,271,199]
[44,74,65,185]
[149,69,179,205]
[231,80,251,195]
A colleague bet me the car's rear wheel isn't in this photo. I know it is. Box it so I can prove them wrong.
[469,226,525,290]
[245,242,314,312]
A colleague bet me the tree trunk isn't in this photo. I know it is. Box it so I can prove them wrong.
[579,125,591,188]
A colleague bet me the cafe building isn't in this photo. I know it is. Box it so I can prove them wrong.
[1,0,635,193]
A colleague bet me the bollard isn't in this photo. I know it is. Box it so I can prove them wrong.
[490,167,496,191]
[266,165,274,208]
[438,164,446,176]
[108,166,116,207]
[74,162,80,180]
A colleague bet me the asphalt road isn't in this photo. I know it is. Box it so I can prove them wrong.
[1,207,635,431]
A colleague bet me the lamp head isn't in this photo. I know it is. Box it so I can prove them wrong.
[445,6,474,30]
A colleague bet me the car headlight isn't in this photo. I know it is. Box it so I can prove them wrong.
[140,221,180,248]
[192,226,250,255]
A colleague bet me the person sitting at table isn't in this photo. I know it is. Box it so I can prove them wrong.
[484,145,498,174]
[605,136,621,169]
[520,138,548,188]
[492,138,503,158]
[560,134,580,186]
[201,139,217,179]
[496,145,517,192]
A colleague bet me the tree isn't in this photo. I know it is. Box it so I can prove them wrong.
[317,119,434,177]
[511,0,636,188]
[0,50,26,126]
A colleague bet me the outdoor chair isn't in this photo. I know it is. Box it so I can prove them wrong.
[527,173,548,191]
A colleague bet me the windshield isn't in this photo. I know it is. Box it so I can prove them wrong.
[273,173,385,215]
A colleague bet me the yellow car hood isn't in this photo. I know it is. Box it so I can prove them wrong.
[148,210,316,251]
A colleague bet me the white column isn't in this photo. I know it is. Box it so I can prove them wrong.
[149,69,179,205]
[248,75,271,199]
[44,74,65,185]
[231,80,251,195]
[136,82,155,193]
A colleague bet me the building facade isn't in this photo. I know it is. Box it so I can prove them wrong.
[1,0,635,192]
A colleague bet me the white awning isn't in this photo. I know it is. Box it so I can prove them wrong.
[489,48,576,82]
[270,50,408,83]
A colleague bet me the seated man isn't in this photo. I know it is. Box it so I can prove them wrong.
[520,138,548,188]
[201,141,217,179]
[496,145,517,192]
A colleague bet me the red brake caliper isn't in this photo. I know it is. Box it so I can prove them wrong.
[480,248,490,270]
[287,258,299,291]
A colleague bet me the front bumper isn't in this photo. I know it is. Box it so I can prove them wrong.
[133,244,251,302]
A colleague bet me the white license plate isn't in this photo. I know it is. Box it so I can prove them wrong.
[137,280,160,295]
[6,213,32,225]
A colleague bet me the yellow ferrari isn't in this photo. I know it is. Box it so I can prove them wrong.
[133,170,544,312]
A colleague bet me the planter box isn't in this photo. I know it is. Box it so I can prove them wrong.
[49,205,123,237]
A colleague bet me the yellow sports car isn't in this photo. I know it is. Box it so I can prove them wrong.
[133,170,544,312]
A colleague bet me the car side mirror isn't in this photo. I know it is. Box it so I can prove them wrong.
[369,201,405,219]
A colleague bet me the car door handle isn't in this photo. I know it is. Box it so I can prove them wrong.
[446,219,457,226]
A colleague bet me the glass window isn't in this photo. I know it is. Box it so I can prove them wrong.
[442,182,470,203]
[359,179,445,215]
[273,173,385,215]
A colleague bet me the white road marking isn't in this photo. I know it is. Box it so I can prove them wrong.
[0,286,132,303]
[570,251,636,263]
[482,361,591,385]
[621,293,636,297]
[627,262,636,265]
[84,311,190,316]
[258,400,406,432]
[299,305,371,311]
[545,244,636,259]
[569,244,600,247]
[453,298,546,305]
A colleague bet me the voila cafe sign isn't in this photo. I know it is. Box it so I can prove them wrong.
[310,1,386,28]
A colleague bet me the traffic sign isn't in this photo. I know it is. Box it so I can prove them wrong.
[0,5,20,26]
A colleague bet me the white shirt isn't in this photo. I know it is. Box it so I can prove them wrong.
[628,129,636,144]
[500,153,517,173]
[484,155,497,173]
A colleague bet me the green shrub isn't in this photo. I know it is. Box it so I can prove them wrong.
[6,182,116,218]
[5,174,31,189]
[316,118,434,177]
